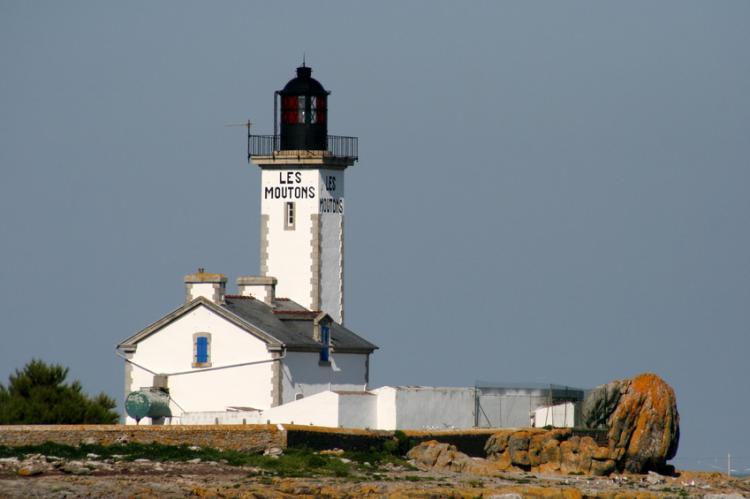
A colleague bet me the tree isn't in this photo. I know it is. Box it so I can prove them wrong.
[0,359,118,424]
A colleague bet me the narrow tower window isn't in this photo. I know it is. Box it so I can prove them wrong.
[285,202,295,230]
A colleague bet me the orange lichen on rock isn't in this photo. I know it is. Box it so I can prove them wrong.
[483,429,616,476]
[608,373,680,473]
[477,373,680,476]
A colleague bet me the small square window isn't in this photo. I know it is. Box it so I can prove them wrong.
[284,202,295,230]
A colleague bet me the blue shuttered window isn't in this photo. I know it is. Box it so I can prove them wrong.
[196,336,209,364]
[320,325,330,363]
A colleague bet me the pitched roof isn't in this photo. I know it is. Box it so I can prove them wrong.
[223,296,377,353]
[118,296,377,354]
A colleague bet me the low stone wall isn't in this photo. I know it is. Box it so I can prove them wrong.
[283,425,500,456]
[284,425,391,452]
[403,429,503,457]
[484,428,617,475]
[0,424,503,456]
[0,425,282,452]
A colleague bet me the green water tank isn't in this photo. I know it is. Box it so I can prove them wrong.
[125,390,172,422]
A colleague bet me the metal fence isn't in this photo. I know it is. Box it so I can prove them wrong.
[473,381,585,428]
[248,134,358,161]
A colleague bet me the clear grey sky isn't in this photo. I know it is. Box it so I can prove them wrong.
[1,1,748,471]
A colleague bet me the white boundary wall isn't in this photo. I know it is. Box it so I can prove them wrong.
[260,391,376,428]
[372,387,476,430]
[153,386,578,430]
[532,402,576,428]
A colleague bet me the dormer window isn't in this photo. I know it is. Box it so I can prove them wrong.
[319,325,330,364]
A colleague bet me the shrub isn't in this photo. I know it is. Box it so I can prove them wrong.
[0,359,118,424]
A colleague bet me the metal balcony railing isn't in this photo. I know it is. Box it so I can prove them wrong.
[248,134,358,161]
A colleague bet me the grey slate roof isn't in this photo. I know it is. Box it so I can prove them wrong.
[118,295,377,354]
[223,296,377,352]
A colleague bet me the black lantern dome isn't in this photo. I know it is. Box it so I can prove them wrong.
[278,65,329,151]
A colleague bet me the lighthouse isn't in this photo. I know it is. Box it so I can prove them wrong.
[249,65,357,324]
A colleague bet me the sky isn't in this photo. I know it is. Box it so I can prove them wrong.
[1,1,749,472]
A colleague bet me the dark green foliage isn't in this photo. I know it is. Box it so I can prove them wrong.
[0,359,118,424]
[381,430,415,456]
[392,430,415,455]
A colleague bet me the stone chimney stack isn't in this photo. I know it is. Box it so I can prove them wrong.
[236,276,276,305]
[184,268,227,304]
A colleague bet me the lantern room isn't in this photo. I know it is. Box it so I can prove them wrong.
[248,64,358,162]
[278,65,329,151]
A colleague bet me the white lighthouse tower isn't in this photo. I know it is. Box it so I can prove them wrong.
[249,65,357,324]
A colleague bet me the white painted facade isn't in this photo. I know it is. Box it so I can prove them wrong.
[181,410,263,425]
[124,304,274,425]
[260,168,318,311]
[281,351,368,405]
[317,168,345,323]
[258,163,346,323]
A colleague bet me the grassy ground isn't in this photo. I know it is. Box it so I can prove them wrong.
[0,441,413,478]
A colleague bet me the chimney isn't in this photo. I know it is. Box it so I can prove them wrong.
[184,268,227,304]
[236,276,276,305]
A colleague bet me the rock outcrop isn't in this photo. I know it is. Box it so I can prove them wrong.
[481,373,680,475]
[584,372,680,473]
[484,428,617,476]
[406,440,498,475]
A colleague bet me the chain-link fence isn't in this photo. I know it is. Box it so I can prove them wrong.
[474,381,585,428]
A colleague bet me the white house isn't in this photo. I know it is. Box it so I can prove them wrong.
[117,270,377,425]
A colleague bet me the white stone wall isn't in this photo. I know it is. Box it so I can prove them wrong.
[262,390,341,427]
[532,402,576,428]
[372,387,477,430]
[260,390,376,428]
[337,393,377,429]
[261,169,319,308]
[186,282,221,302]
[125,305,275,424]
[280,351,368,405]
[150,386,579,430]
[373,386,397,430]
[180,410,263,425]
[318,169,344,323]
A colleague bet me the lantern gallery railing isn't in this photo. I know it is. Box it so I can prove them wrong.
[248,134,358,161]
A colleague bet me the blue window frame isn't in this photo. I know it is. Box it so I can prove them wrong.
[320,325,330,363]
